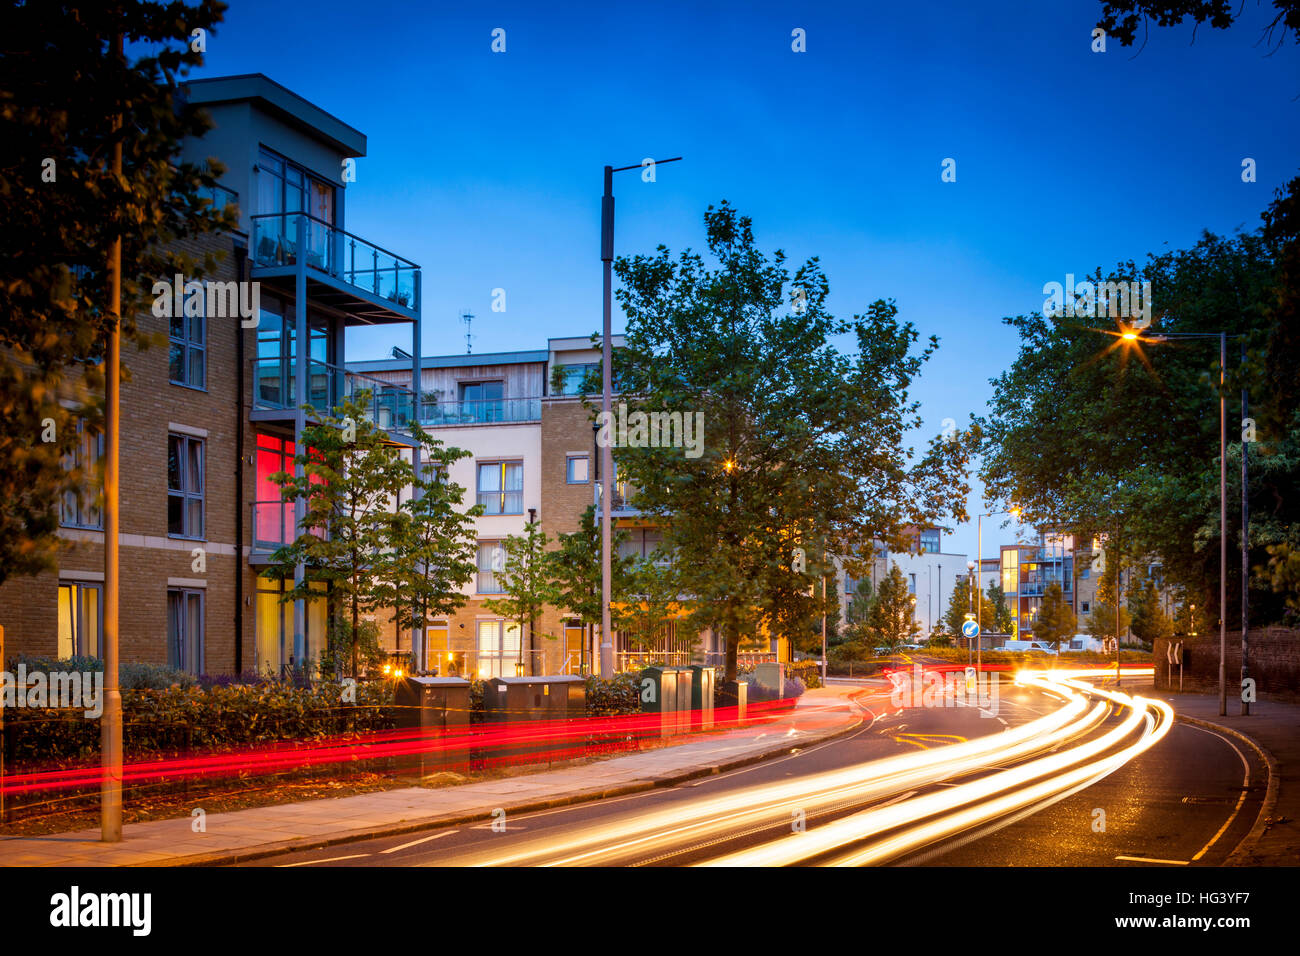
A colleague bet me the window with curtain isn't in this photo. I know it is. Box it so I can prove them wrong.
[169,293,205,389]
[58,582,102,659]
[477,461,523,514]
[167,588,204,674]
[168,433,205,539]
[60,419,103,529]
[477,541,505,594]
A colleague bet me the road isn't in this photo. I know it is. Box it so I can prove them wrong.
[237,668,1266,867]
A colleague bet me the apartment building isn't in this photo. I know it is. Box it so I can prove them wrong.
[837,527,970,637]
[0,74,422,677]
[347,334,727,676]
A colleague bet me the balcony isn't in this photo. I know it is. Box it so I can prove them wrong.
[250,499,294,556]
[252,358,418,434]
[420,396,541,426]
[250,212,419,323]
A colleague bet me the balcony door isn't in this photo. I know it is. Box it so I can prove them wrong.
[255,295,337,412]
[255,148,335,268]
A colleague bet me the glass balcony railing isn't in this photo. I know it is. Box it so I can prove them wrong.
[252,358,417,431]
[419,396,541,426]
[201,183,239,214]
[251,498,294,554]
[250,212,419,312]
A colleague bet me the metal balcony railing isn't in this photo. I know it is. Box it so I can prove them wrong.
[252,358,417,431]
[420,396,541,426]
[250,211,419,312]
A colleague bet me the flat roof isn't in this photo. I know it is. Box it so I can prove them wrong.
[348,350,549,374]
[184,74,366,157]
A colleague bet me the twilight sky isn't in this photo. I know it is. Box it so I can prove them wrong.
[189,0,1299,565]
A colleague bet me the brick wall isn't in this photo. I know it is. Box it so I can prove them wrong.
[1154,628,1300,702]
[0,229,258,674]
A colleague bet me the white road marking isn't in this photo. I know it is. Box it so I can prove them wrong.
[276,853,370,867]
[1184,724,1253,862]
[1114,855,1189,865]
[381,830,456,854]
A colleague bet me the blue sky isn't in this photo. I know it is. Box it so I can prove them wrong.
[191,0,1298,564]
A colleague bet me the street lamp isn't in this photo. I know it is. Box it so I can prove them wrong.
[975,505,1020,673]
[598,156,682,679]
[1118,327,1246,716]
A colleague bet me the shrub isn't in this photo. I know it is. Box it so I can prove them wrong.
[585,671,641,717]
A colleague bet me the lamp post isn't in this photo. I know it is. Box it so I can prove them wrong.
[1120,328,1243,716]
[975,506,1019,671]
[599,157,682,679]
[965,560,975,664]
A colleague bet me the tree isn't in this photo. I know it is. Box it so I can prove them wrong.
[1095,1,1299,50]
[612,202,975,681]
[549,505,635,671]
[1128,569,1174,647]
[1172,591,1211,636]
[985,580,1016,634]
[378,424,482,670]
[1034,582,1077,653]
[860,564,921,652]
[621,552,693,659]
[1086,551,1132,644]
[270,392,413,679]
[0,0,233,585]
[944,578,997,639]
[978,226,1300,628]
[483,518,562,674]
[843,579,874,636]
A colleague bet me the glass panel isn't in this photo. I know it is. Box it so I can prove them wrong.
[567,456,589,483]
[189,347,205,389]
[188,498,203,539]
[186,592,202,673]
[187,440,203,494]
[82,586,100,658]
[169,343,185,383]
[168,436,181,490]
[57,585,73,658]
[167,591,182,669]
[503,623,521,654]
[167,495,184,536]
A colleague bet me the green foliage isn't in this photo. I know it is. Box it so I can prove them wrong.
[858,564,921,651]
[584,672,642,717]
[985,580,1016,634]
[1257,543,1300,623]
[377,423,481,651]
[549,504,635,632]
[269,392,413,678]
[1086,551,1132,639]
[1127,568,1174,646]
[612,201,976,680]
[1033,581,1077,651]
[944,577,997,638]
[0,0,234,585]
[4,679,396,766]
[483,518,562,667]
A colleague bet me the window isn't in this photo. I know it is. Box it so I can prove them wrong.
[167,588,204,674]
[918,529,940,554]
[61,420,103,529]
[168,433,205,539]
[1080,566,1090,579]
[476,620,521,678]
[169,295,206,389]
[1081,601,1091,614]
[460,381,504,422]
[477,541,505,594]
[57,582,102,658]
[552,363,598,396]
[477,461,523,514]
[255,574,326,677]
[909,573,917,595]
[566,455,589,484]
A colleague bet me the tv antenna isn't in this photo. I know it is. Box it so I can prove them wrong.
[461,311,476,354]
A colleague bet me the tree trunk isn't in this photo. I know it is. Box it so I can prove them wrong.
[351,580,359,680]
[724,625,738,683]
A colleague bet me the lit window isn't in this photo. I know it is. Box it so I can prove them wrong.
[58,582,102,659]
[167,587,204,674]
[477,461,523,514]
[477,541,505,594]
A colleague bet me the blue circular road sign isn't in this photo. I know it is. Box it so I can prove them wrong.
[961,620,980,639]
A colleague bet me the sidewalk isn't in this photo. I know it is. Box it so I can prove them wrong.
[0,683,873,867]
[1140,682,1300,866]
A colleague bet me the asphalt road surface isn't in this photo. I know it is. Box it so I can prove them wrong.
[235,673,1264,867]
